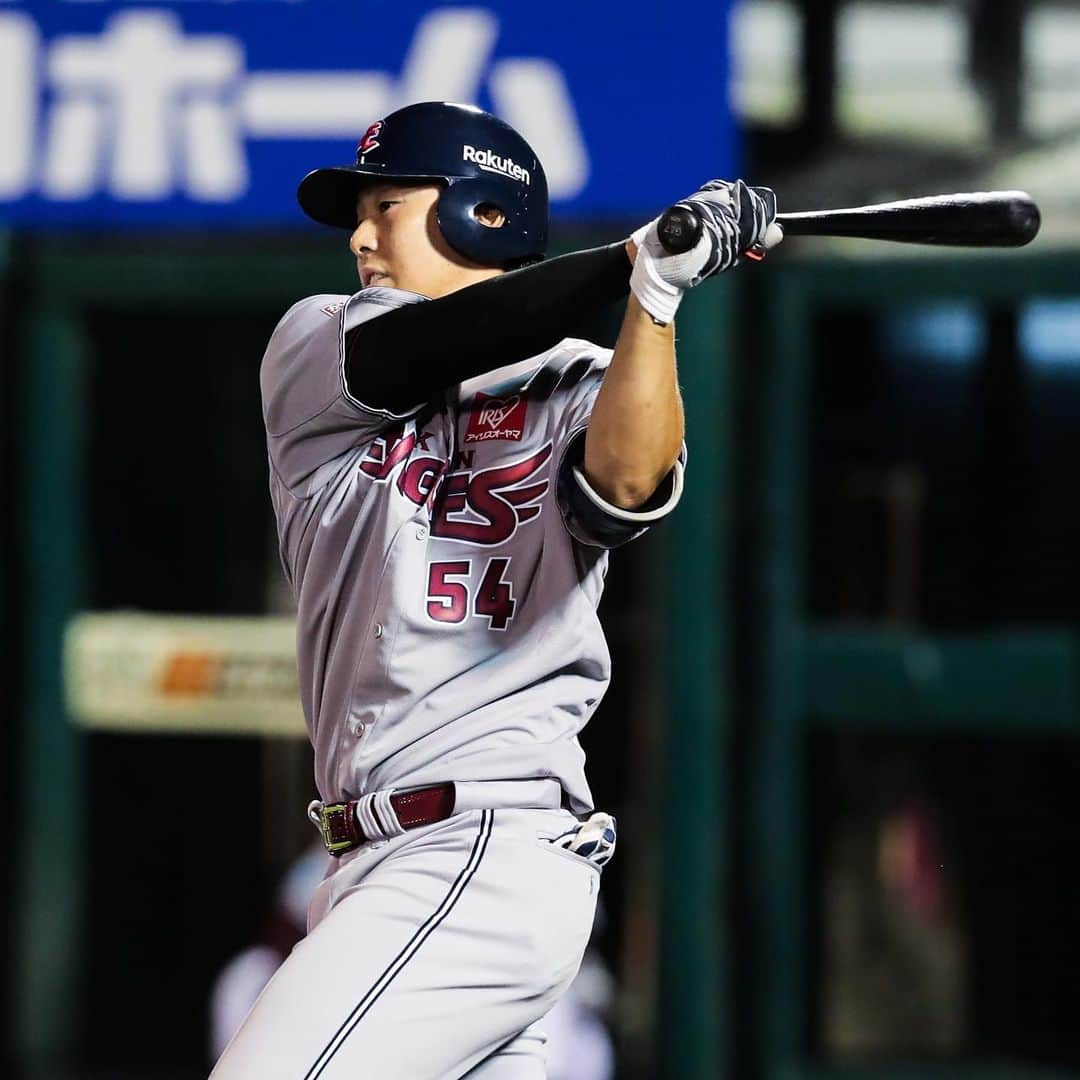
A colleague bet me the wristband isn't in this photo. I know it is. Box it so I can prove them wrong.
[629,253,684,326]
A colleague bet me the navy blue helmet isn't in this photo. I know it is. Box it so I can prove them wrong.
[297,101,549,268]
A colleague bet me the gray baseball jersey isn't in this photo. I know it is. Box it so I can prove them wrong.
[261,287,685,812]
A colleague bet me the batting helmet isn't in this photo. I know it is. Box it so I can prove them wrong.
[297,101,549,268]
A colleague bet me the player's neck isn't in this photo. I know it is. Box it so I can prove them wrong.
[425,265,505,299]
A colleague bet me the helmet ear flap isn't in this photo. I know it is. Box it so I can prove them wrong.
[436,182,513,267]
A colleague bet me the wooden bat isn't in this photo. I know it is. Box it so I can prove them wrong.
[656,190,1041,253]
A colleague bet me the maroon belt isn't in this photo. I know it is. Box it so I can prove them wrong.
[312,783,457,857]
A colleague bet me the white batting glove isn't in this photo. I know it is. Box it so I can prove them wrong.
[629,179,784,325]
[551,812,617,868]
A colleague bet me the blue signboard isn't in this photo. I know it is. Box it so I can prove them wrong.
[0,1,735,227]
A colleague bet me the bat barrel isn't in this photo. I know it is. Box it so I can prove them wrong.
[776,190,1040,247]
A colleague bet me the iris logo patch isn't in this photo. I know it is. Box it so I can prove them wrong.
[464,392,528,443]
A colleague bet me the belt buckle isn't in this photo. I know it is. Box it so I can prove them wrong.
[317,802,356,856]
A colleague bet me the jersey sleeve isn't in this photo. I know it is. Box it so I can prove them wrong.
[549,341,687,549]
[260,289,428,493]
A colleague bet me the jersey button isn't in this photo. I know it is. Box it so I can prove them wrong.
[373,622,384,639]
[415,525,428,540]
[348,718,367,738]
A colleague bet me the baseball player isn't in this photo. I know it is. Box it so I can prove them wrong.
[212,101,780,1079]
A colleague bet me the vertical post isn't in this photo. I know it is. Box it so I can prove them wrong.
[970,0,1023,141]
[0,229,12,666]
[751,275,811,1079]
[972,307,1027,619]
[659,280,730,1078]
[14,302,89,1065]
[0,229,13,643]
[801,0,839,149]
[0,231,12,1063]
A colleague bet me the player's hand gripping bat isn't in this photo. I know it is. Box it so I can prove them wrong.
[656,190,1041,254]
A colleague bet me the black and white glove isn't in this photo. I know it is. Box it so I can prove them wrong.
[629,179,783,325]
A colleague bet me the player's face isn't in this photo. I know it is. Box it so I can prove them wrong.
[350,183,503,298]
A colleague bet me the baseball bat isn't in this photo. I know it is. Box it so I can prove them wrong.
[656,190,1040,254]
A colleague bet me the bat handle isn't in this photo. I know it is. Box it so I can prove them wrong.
[657,204,703,254]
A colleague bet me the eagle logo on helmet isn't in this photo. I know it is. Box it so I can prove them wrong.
[356,121,384,163]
